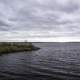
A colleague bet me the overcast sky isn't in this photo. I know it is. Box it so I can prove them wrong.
[0,0,80,42]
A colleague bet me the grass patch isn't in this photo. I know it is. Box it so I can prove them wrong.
[0,42,39,54]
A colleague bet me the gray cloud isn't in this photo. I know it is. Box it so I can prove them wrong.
[0,0,80,41]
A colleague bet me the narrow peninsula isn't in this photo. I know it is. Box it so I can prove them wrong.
[0,42,39,54]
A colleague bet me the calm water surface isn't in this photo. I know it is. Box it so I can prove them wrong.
[0,43,80,80]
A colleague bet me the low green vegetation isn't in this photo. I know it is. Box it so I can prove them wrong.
[0,42,39,54]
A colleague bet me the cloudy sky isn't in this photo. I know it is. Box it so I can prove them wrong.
[0,0,80,42]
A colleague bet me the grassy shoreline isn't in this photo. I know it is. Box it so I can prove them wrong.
[0,42,39,54]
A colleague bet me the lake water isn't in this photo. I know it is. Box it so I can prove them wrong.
[0,42,80,80]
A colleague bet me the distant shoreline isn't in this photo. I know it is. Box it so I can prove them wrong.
[0,42,40,55]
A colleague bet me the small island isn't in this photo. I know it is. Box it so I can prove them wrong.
[0,42,39,55]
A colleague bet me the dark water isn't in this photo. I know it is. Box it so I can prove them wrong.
[0,43,80,80]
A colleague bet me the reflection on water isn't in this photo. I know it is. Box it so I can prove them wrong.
[0,43,80,80]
